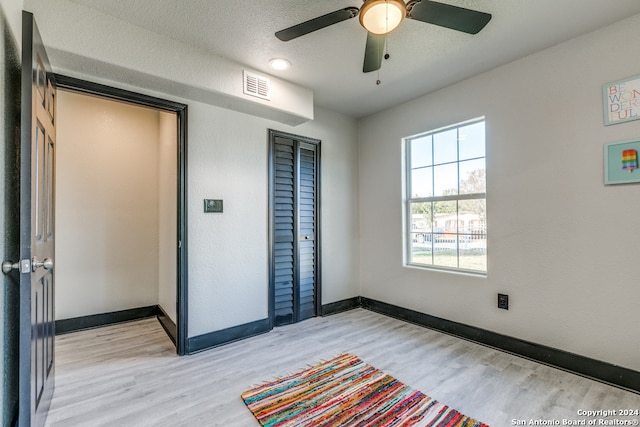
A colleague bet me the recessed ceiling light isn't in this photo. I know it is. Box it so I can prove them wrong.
[269,58,291,71]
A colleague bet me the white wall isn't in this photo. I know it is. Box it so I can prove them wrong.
[186,101,359,337]
[56,91,161,319]
[0,0,21,49]
[24,0,314,126]
[358,14,640,371]
[158,111,177,322]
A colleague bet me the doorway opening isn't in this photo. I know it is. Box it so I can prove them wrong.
[54,75,188,355]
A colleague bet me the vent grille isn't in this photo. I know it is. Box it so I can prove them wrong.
[243,70,271,100]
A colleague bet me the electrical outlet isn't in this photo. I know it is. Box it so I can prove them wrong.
[497,293,509,310]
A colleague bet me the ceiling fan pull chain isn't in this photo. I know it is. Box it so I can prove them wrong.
[384,34,390,61]
[376,33,384,85]
[376,47,381,85]
[385,0,390,34]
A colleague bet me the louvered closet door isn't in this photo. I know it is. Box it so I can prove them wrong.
[297,143,317,321]
[270,132,320,327]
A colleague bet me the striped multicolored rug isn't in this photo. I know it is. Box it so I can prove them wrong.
[241,353,488,427]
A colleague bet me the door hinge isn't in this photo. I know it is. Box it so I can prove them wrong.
[2,259,31,274]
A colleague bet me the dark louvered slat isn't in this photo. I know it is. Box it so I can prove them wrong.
[300,276,315,286]
[275,254,293,262]
[300,227,314,233]
[275,278,293,286]
[275,287,292,296]
[275,295,293,304]
[275,260,293,270]
[275,167,293,175]
[299,241,314,249]
[300,288,314,298]
[275,189,293,198]
[275,200,293,208]
[300,300,314,309]
[275,152,293,160]
[276,184,294,193]
[275,177,292,185]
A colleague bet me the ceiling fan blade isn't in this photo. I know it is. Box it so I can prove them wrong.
[406,0,491,35]
[275,7,359,41]
[363,32,386,73]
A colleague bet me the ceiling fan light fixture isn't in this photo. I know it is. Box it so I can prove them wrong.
[359,0,406,35]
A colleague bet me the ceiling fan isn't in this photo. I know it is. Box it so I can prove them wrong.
[275,0,492,73]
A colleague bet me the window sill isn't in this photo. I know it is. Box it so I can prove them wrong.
[404,262,487,278]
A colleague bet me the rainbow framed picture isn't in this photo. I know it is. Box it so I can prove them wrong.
[602,75,640,126]
[604,139,640,185]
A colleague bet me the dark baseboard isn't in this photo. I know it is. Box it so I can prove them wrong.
[360,297,640,394]
[51,297,640,393]
[321,296,362,316]
[55,305,160,335]
[157,305,177,345]
[187,318,271,354]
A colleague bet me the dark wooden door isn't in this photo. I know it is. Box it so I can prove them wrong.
[19,11,56,427]
[269,131,320,327]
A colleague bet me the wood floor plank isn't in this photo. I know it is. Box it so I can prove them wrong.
[45,309,640,426]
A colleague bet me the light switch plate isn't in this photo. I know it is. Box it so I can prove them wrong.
[204,199,223,213]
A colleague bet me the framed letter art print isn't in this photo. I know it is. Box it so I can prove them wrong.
[603,75,640,126]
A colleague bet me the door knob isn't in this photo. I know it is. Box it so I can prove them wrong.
[2,261,19,274]
[2,259,31,274]
[31,256,53,272]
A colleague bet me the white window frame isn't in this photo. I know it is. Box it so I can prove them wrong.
[404,117,487,275]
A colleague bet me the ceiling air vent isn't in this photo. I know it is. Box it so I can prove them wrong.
[243,70,271,101]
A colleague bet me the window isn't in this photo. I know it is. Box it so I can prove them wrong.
[405,118,486,274]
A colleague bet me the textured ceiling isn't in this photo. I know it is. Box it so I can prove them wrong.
[66,0,640,118]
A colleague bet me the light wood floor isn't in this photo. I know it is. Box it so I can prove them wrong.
[45,309,640,426]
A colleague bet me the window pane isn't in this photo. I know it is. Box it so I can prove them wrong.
[433,163,457,196]
[433,234,458,268]
[433,129,457,165]
[459,121,485,160]
[411,202,432,232]
[458,199,486,234]
[459,234,486,271]
[410,136,432,168]
[410,233,433,265]
[410,167,432,198]
[433,201,457,234]
[459,158,485,194]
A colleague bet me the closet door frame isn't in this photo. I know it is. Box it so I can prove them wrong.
[268,129,321,327]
